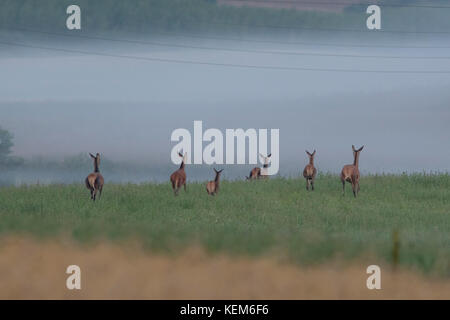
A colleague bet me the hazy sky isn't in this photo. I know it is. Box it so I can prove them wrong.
[1,33,450,177]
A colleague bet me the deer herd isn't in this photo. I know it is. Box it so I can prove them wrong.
[85,145,365,200]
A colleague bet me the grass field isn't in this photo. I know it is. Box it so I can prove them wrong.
[0,174,449,277]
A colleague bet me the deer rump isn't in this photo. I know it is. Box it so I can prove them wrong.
[303,165,316,180]
[341,165,359,182]
[170,170,186,190]
[85,173,104,192]
[85,172,104,201]
[206,181,216,194]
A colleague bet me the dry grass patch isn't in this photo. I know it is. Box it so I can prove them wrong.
[0,237,449,299]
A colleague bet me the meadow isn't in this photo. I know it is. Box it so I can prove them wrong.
[0,174,449,277]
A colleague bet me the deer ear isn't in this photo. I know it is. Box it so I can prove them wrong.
[178,151,183,157]
[268,153,271,158]
[358,146,364,152]
[312,150,316,156]
[89,153,95,159]
[306,150,311,156]
[352,145,356,152]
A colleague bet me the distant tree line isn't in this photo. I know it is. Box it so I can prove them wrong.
[0,126,24,168]
[1,0,449,36]
[0,0,343,33]
[0,126,116,170]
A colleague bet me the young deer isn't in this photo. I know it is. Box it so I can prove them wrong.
[85,153,104,201]
[170,151,187,196]
[206,168,224,196]
[259,153,271,179]
[246,167,261,180]
[341,145,364,197]
[303,150,317,191]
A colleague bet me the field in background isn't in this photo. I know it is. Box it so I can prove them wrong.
[0,174,449,278]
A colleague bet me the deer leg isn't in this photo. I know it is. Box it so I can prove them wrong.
[93,189,97,201]
[306,179,309,191]
[311,179,315,191]
[173,180,179,196]
[184,183,187,192]
[342,180,345,196]
[352,182,357,198]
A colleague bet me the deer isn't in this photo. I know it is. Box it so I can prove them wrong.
[245,153,271,180]
[246,167,261,180]
[303,150,317,191]
[206,168,224,196]
[259,153,271,179]
[341,145,364,197]
[170,151,187,196]
[85,153,104,201]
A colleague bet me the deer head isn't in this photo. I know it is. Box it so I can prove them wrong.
[213,168,223,181]
[306,150,316,164]
[259,153,272,168]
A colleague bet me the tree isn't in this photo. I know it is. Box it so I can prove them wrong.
[0,126,14,162]
[0,126,23,167]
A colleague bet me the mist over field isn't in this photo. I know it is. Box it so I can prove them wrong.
[1,0,450,184]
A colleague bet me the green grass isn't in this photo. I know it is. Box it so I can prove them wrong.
[0,173,449,276]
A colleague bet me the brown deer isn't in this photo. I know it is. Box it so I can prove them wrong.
[341,145,364,197]
[246,167,261,180]
[170,151,187,196]
[85,153,104,201]
[245,153,271,180]
[206,168,224,196]
[303,150,317,191]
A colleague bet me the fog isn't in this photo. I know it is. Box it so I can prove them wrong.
[1,30,450,184]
